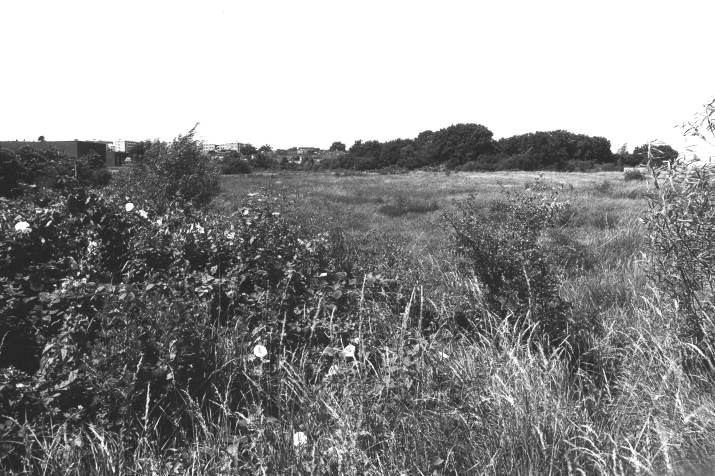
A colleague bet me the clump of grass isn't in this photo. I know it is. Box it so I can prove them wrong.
[378,195,439,217]
[594,180,614,195]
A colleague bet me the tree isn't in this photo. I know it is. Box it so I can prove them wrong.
[633,142,679,167]
[37,135,45,142]
[329,141,346,152]
[240,143,257,156]
[258,144,272,153]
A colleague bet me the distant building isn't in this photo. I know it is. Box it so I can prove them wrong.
[201,142,218,154]
[113,139,138,153]
[0,140,116,166]
[217,142,249,152]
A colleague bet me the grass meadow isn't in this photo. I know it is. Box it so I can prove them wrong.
[11,170,714,475]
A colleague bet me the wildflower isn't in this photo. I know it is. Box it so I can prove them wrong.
[125,202,135,212]
[195,224,205,234]
[271,212,280,216]
[342,344,356,359]
[247,192,258,197]
[253,344,268,359]
[292,431,308,447]
[14,221,31,233]
[436,351,450,360]
[327,364,339,377]
[137,209,148,219]
[350,337,360,345]
[242,209,249,216]
[225,230,236,240]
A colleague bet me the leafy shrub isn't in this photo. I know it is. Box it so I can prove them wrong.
[120,127,220,210]
[646,160,715,374]
[0,180,375,461]
[445,190,572,347]
[220,156,252,174]
[624,169,646,181]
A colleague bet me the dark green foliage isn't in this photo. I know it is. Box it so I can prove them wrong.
[332,126,614,172]
[496,130,613,168]
[427,123,495,168]
[624,169,646,181]
[220,155,252,174]
[0,146,111,197]
[329,141,346,152]
[445,190,572,347]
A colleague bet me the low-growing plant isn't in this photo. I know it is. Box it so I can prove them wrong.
[220,156,252,175]
[377,195,439,217]
[624,169,646,181]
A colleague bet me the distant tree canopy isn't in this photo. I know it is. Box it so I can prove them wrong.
[321,124,618,172]
[329,141,346,152]
[632,143,679,167]
[240,143,258,156]
[495,130,613,169]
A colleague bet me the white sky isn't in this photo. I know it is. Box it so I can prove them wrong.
[1,0,714,155]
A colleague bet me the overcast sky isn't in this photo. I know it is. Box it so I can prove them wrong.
[2,0,713,155]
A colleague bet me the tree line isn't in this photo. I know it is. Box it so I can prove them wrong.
[322,125,678,172]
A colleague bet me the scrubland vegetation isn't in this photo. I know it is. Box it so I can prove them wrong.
[2,104,715,474]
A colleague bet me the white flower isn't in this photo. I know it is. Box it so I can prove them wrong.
[247,193,258,197]
[327,364,339,377]
[14,221,31,233]
[292,431,308,447]
[88,240,98,251]
[271,212,280,216]
[253,344,268,359]
[195,224,205,234]
[137,209,148,219]
[350,337,360,345]
[125,202,135,212]
[436,351,450,360]
[242,209,249,216]
[342,344,356,359]
[155,218,163,226]
[225,230,236,240]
